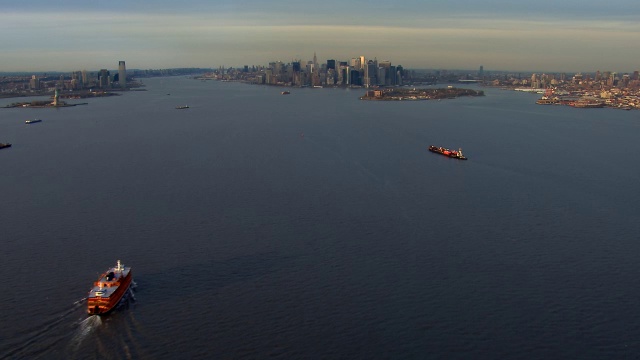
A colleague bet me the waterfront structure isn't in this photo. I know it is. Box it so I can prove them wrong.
[118,61,126,89]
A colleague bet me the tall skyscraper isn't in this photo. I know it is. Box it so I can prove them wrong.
[364,60,376,88]
[350,58,360,70]
[29,75,40,90]
[99,69,110,89]
[81,70,88,88]
[118,61,126,89]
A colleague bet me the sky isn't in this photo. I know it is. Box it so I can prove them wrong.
[1,0,639,73]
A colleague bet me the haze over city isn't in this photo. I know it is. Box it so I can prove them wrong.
[2,0,639,72]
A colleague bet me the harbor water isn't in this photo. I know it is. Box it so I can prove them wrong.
[1,77,639,359]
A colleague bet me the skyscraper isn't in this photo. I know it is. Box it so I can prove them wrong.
[364,60,376,87]
[29,75,40,90]
[350,57,361,70]
[118,61,126,89]
[99,69,110,88]
[81,70,88,88]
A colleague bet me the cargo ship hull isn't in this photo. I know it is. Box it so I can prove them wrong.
[87,260,133,315]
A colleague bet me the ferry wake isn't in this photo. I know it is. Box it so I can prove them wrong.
[87,260,132,315]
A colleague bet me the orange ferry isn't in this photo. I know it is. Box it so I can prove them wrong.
[428,145,467,160]
[87,260,132,315]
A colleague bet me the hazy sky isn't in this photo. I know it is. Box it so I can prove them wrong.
[2,0,639,72]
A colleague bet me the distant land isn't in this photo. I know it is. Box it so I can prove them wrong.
[2,68,639,76]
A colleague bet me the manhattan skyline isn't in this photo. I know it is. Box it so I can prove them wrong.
[2,0,639,73]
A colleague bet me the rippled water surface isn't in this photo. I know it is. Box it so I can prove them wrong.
[1,77,639,359]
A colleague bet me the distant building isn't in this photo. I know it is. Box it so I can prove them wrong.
[29,75,40,90]
[118,61,126,88]
[350,57,360,71]
[377,67,386,86]
[99,69,110,89]
[378,61,391,85]
[82,70,88,88]
[364,60,376,87]
[72,71,83,89]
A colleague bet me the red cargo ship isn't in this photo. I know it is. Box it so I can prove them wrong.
[428,145,467,160]
[87,260,132,315]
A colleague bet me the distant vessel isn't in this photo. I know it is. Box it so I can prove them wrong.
[0,143,11,149]
[570,101,605,108]
[281,91,290,95]
[87,260,133,315]
[536,98,557,105]
[428,145,467,160]
[25,119,42,124]
[175,105,189,109]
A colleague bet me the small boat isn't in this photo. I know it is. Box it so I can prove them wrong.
[0,143,11,149]
[25,119,42,124]
[175,105,189,109]
[87,260,133,315]
[281,91,290,95]
[428,145,467,160]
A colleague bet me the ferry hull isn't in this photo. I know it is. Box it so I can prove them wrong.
[87,261,133,315]
[87,272,132,315]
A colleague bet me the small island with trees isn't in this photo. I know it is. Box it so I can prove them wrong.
[360,86,484,101]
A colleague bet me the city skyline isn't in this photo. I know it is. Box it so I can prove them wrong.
[2,0,639,73]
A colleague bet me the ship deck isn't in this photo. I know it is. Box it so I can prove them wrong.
[88,267,131,298]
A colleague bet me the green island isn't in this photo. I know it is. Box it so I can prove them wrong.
[360,87,484,101]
